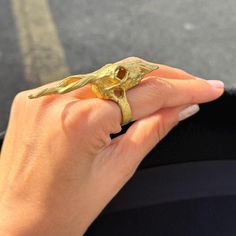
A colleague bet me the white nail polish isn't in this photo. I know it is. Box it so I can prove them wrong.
[195,77,225,89]
[206,80,224,89]
[178,104,200,121]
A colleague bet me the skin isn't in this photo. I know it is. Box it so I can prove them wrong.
[0,57,224,235]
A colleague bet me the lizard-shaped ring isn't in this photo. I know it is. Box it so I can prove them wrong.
[29,59,159,125]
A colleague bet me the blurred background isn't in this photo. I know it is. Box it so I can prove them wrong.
[0,0,236,132]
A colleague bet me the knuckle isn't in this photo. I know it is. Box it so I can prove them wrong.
[14,91,27,102]
[108,114,122,134]
[156,78,173,91]
[62,101,92,130]
[148,77,172,90]
[95,132,112,150]
[112,122,122,134]
[77,103,93,118]
[127,56,142,61]
[145,78,174,102]
[174,67,194,79]
[94,99,121,132]
[12,91,27,109]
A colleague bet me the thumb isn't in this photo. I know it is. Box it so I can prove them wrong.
[111,104,200,176]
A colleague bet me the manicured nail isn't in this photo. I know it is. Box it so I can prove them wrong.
[195,77,224,89]
[178,104,200,121]
[206,80,224,89]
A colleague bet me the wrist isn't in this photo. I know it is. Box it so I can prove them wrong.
[0,199,88,236]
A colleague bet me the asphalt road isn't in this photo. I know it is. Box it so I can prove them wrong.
[1,0,236,132]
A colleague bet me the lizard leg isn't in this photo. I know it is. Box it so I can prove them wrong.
[58,75,82,87]
[29,75,96,99]
[58,77,95,94]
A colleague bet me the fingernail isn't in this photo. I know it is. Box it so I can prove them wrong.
[206,80,224,88]
[178,104,200,121]
[195,77,224,89]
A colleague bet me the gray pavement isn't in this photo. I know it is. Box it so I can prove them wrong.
[1,0,236,132]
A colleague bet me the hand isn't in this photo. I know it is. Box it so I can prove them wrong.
[0,57,224,235]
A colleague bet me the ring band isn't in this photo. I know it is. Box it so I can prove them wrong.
[109,91,132,125]
[117,95,132,125]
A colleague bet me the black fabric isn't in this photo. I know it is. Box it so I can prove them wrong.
[103,161,236,214]
[86,90,236,235]
[115,90,236,168]
[86,196,236,236]
[0,131,5,150]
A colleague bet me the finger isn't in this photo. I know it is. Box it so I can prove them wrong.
[108,104,200,177]
[117,56,195,80]
[127,76,224,120]
[29,57,195,101]
[63,75,223,138]
[146,64,195,80]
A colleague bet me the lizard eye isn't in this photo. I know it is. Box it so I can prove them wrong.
[115,66,127,80]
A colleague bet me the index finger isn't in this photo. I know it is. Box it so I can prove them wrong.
[127,76,224,121]
[65,75,224,133]
[117,57,196,80]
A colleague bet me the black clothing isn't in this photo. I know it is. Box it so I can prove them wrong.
[86,90,236,236]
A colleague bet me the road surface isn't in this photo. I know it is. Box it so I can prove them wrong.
[1,0,236,132]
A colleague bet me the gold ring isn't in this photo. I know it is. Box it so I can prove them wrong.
[29,60,159,125]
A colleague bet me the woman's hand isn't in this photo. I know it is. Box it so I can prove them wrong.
[0,57,224,235]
